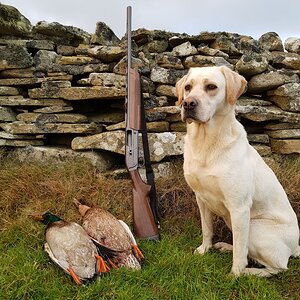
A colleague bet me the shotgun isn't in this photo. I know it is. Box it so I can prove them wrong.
[125,6,160,240]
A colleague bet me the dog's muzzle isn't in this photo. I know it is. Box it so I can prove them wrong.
[182,97,198,122]
[182,97,197,111]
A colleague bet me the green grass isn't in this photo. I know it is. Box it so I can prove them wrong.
[0,156,299,299]
[1,219,299,300]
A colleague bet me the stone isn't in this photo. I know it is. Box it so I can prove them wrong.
[51,62,111,75]
[106,121,125,131]
[34,50,58,71]
[265,129,300,139]
[155,53,184,69]
[170,122,186,132]
[183,55,232,68]
[252,144,272,156]
[0,67,35,78]
[91,21,120,46]
[172,42,198,57]
[0,106,16,121]
[0,96,69,107]
[247,134,269,144]
[55,55,100,65]
[0,131,43,140]
[0,139,44,147]
[86,109,124,124]
[197,44,229,58]
[154,96,169,107]
[28,86,125,100]
[150,66,186,85]
[269,139,300,154]
[264,122,300,130]
[33,106,73,113]
[271,51,300,70]
[235,53,269,77]
[131,28,172,46]
[16,113,88,123]
[156,85,177,98]
[130,28,153,45]
[258,32,284,51]
[267,83,300,112]
[0,44,33,71]
[33,21,90,44]
[239,37,264,53]
[0,4,32,37]
[41,80,71,89]
[0,77,44,86]
[284,37,300,54]
[147,106,181,115]
[71,130,185,162]
[26,40,55,50]
[47,72,73,81]
[78,73,125,88]
[247,70,299,94]
[72,130,125,153]
[236,104,299,123]
[10,145,115,172]
[143,40,169,53]
[0,86,23,96]
[113,56,149,75]
[210,37,242,56]
[57,45,76,55]
[147,131,185,162]
[87,45,126,63]
[146,121,169,132]
[169,34,201,48]
[0,121,102,134]
[237,95,272,106]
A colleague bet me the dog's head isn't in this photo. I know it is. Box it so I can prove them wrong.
[176,66,247,124]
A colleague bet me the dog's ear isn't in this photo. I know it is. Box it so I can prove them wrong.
[221,66,247,105]
[175,74,188,106]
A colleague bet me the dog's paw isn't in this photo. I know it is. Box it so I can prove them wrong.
[213,242,233,252]
[194,244,211,255]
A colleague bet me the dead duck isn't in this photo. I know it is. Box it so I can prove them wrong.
[74,199,144,270]
[31,212,109,285]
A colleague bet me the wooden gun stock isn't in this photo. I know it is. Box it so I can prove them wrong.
[130,170,159,240]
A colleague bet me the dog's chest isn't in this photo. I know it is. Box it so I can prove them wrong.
[184,158,228,216]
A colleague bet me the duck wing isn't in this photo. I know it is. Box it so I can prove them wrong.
[45,222,98,280]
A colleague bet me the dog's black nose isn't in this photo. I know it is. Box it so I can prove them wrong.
[182,98,197,110]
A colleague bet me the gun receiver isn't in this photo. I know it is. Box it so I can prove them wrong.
[125,6,159,240]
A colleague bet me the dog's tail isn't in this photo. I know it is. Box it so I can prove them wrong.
[292,246,300,258]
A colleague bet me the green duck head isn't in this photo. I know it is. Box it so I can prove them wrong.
[31,212,62,226]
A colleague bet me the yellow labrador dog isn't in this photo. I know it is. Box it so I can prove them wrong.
[176,66,300,276]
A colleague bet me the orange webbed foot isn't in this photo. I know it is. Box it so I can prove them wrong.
[95,254,110,273]
[132,244,144,260]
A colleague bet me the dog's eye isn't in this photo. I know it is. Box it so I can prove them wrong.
[207,84,217,90]
[184,84,191,91]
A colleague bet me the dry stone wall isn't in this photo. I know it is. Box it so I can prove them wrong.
[0,4,299,172]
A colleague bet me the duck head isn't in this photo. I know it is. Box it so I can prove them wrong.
[30,212,62,226]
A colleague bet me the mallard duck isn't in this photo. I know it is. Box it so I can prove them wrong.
[31,212,109,285]
[74,199,144,270]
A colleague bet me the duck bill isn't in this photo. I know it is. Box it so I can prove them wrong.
[29,214,44,221]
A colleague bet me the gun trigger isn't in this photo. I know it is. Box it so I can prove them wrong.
[138,157,145,167]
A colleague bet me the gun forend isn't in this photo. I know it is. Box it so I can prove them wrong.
[127,68,142,130]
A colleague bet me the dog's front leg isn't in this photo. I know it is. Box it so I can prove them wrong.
[230,206,250,275]
[195,197,214,255]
